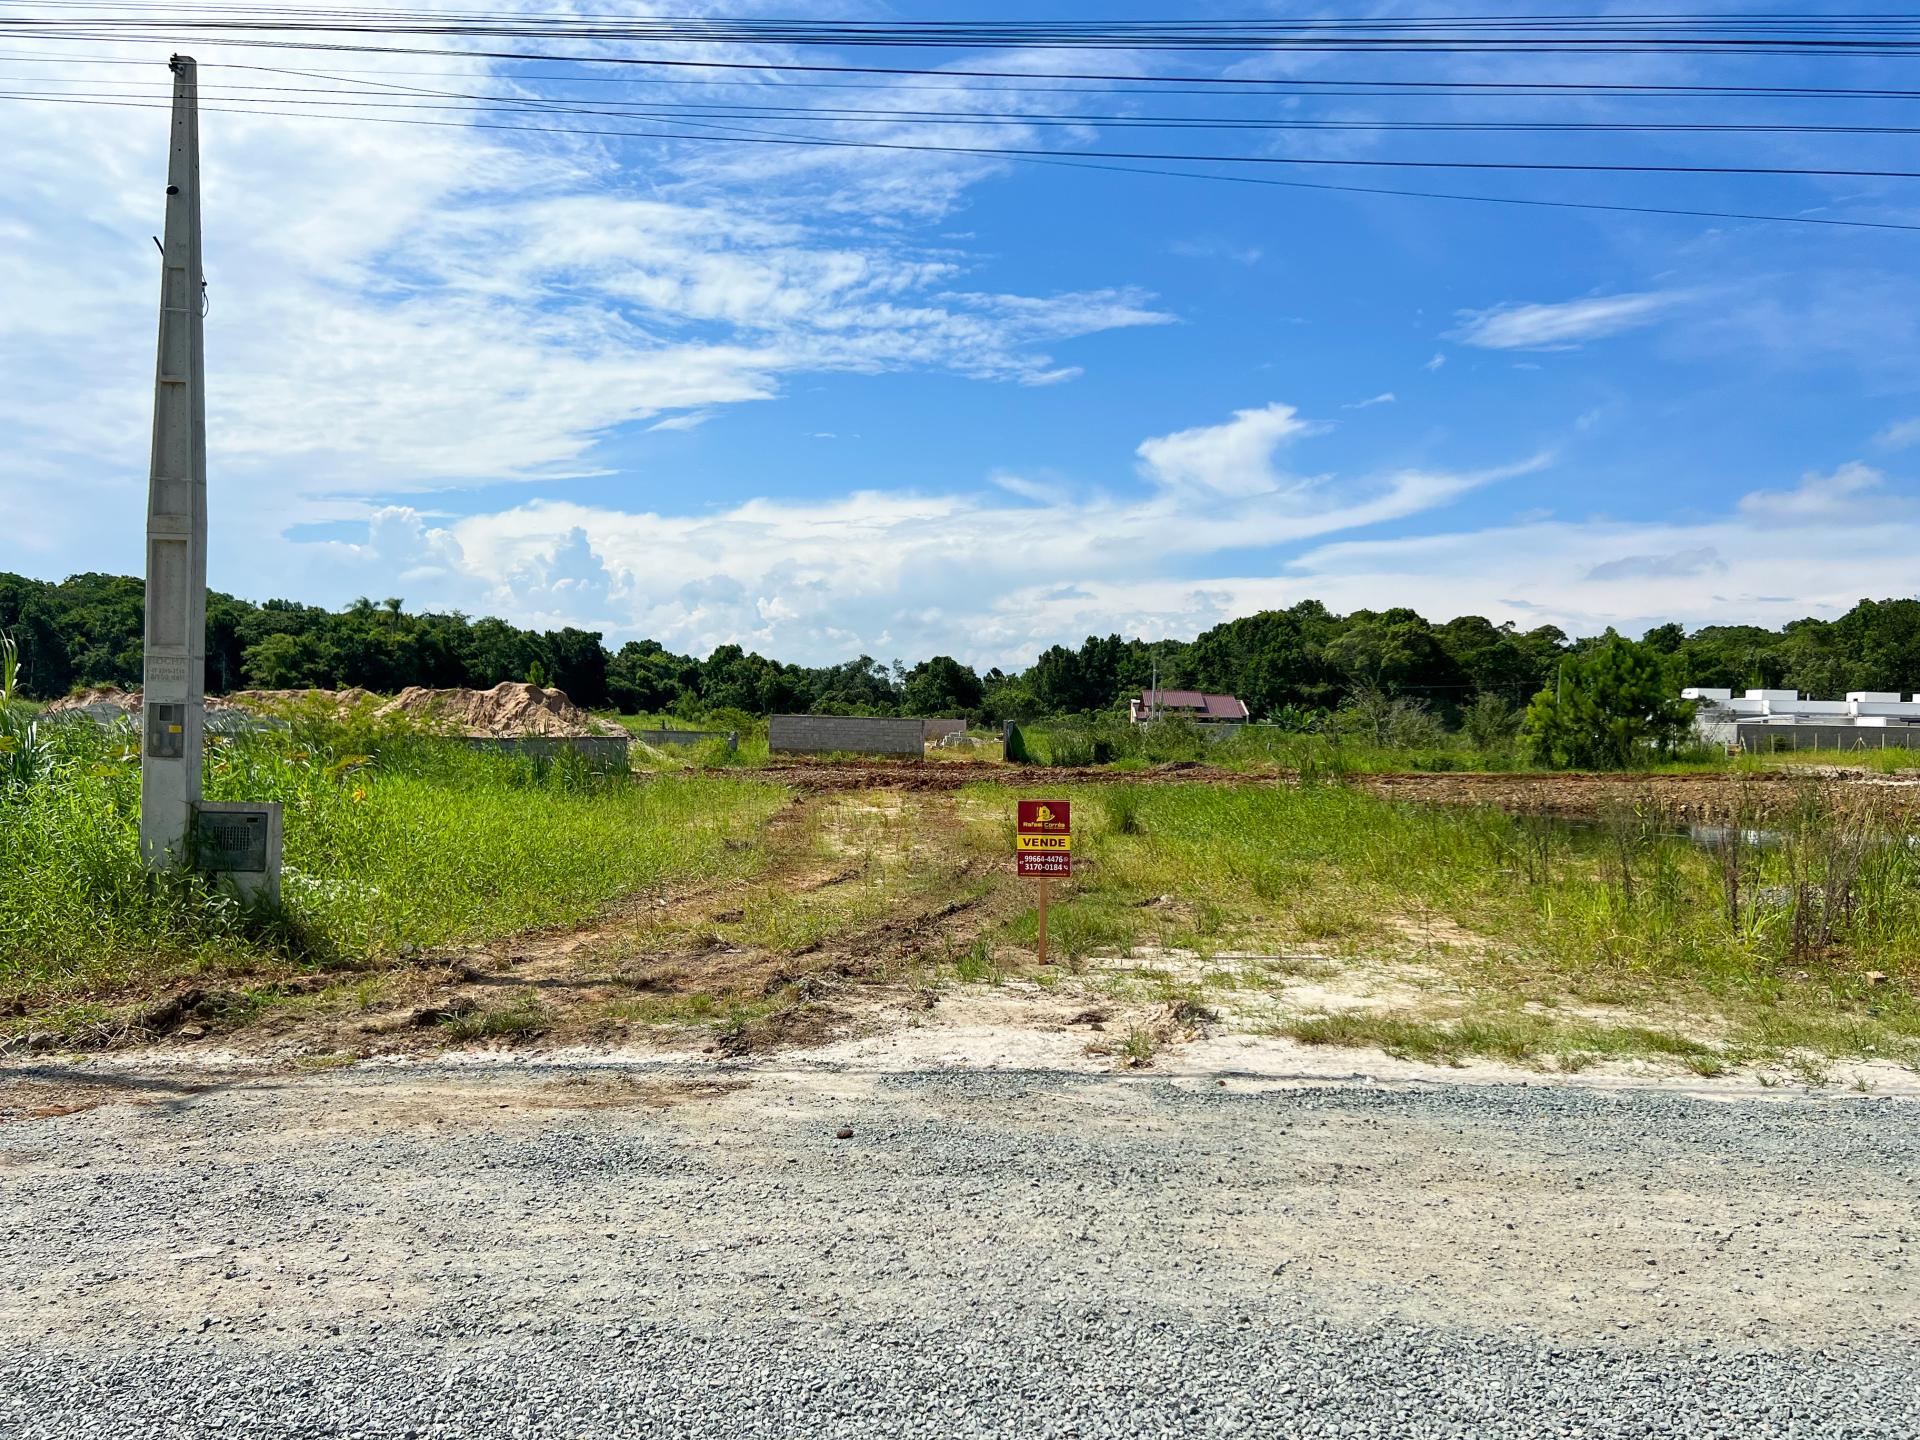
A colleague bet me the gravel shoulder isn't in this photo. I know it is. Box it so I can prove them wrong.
[1,1057,1915,1437]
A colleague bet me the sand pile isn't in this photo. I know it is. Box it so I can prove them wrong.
[227,687,378,711]
[43,686,138,716]
[46,686,381,714]
[45,682,619,739]
[374,682,624,738]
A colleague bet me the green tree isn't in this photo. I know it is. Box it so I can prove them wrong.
[1323,609,1463,704]
[1186,602,1340,715]
[901,655,984,716]
[1521,637,1696,769]
[607,639,698,714]
[241,631,332,689]
[542,627,609,708]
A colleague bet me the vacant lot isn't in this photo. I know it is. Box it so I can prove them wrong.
[5,696,1918,1083]
[8,744,1915,1088]
[1,1059,1913,1438]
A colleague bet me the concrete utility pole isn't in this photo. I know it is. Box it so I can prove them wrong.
[140,55,208,871]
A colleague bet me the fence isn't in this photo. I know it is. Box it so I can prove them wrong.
[1735,723,1920,752]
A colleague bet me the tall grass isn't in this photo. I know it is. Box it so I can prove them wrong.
[970,779,1920,1041]
[0,713,783,1010]
[0,631,53,790]
[1015,714,1525,774]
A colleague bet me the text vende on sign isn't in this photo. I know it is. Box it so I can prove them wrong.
[1015,834,1071,851]
[1016,800,1071,879]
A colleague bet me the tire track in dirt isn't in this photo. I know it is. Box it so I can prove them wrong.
[213,791,1043,1060]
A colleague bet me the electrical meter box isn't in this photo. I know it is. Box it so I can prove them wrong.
[192,800,283,903]
[146,702,187,759]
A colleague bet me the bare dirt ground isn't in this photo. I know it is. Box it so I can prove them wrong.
[737,757,1920,821]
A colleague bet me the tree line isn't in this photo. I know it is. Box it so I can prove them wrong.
[4,570,1919,726]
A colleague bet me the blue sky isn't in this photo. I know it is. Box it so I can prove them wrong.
[6,2,1920,669]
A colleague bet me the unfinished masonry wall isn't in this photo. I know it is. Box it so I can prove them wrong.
[769,714,925,757]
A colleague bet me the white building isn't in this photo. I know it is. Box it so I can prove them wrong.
[1682,688,1920,749]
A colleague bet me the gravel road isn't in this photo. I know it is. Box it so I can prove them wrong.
[1,1060,1914,1438]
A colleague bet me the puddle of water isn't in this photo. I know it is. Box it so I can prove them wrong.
[1510,814,1920,852]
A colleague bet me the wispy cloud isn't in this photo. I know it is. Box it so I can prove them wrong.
[1736,461,1891,523]
[1584,547,1725,582]
[1169,237,1264,265]
[1343,392,1396,410]
[647,412,716,433]
[1,28,1174,530]
[1448,292,1684,351]
[1875,417,1920,452]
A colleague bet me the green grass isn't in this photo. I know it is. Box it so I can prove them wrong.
[0,717,784,1018]
[1013,717,1527,775]
[440,994,547,1041]
[959,776,1920,1070]
[1279,1010,1729,1071]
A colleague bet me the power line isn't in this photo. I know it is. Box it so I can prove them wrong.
[14,7,1920,56]
[14,24,1920,80]
[7,87,1916,233]
[15,45,1920,104]
[20,70,1920,135]
[16,79,1920,182]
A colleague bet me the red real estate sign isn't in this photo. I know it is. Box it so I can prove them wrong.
[1016,799,1071,878]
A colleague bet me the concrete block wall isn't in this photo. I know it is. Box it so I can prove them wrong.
[922,718,969,743]
[769,714,925,757]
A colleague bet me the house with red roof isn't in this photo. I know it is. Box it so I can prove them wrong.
[1129,688,1250,725]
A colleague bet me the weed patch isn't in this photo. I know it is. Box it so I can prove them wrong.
[0,718,782,1023]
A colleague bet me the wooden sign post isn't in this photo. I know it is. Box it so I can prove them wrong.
[1016,800,1071,964]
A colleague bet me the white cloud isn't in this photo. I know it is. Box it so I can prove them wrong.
[1448,292,1683,351]
[298,442,1911,668]
[647,412,716,433]
[1424,353,1447,372]
[308,401,1534,667]
[1736,462,1889,523]
[1583,547,1725,582]
[1344,392,1396,410]
[1,27,1174,552]
[1874,417,1920,452]
[1134,402,1321,498]
[1277,462,1918,638]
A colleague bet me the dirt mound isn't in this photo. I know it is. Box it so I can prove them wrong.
[44,686,138,714]
[44,682,618,739]
[227,687,378,712]
[374,682,625,738]
[45,687,377,718]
